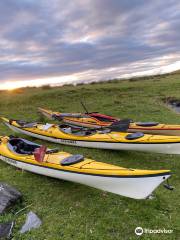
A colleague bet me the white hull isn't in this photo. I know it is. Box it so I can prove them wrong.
[5,123,180,154]
[0,155,170,199]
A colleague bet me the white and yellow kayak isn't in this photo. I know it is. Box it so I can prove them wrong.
[2,117,180,154]
[38,107,180,136]
[0,136,172,199]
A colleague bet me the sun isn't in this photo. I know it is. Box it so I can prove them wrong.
[0,81,20,91]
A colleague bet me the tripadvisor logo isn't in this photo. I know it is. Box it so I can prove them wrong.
[135,226,173,236]
[135,227,143,236]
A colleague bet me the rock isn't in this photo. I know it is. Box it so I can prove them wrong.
[0,182,22,214]
[20,211,42,233]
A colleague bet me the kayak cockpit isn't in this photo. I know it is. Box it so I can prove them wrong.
[7,137,59,157]
[59,124,97,136]
[7,137,40,155]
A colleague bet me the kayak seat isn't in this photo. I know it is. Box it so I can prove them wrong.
[136,122,159,127]
[61,154,84,166]
[126,132,144,140]
[8,138,40,155]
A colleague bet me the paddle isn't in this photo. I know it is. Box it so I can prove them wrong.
[81,101,89,114]
[80,101,99,114]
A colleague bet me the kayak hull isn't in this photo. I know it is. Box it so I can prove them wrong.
[0,154,170,199]
[4,122,180,154]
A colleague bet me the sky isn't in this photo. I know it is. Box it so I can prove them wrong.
[0,0,180,90]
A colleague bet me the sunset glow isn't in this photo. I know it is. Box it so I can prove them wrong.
[0,60,180,90]
[0,0,179,90]
[0,75,78,90]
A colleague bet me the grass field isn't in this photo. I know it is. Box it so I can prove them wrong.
[0,73,180,239]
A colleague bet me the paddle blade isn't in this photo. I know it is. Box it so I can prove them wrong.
[109,119,131,132]
[34,146,47,162]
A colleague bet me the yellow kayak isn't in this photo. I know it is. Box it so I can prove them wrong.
[38,107,180,136]
[2,117,180,154]
[0,136,171,199]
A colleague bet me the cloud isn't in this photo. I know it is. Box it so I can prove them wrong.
[0,0,180,88]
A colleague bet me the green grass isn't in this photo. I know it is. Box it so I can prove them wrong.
[0,73,180,239]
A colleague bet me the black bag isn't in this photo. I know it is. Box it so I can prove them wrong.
[0,183,22,214]
[0,222,14,238]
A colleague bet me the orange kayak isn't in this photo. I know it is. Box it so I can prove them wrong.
[38,107,180,136]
